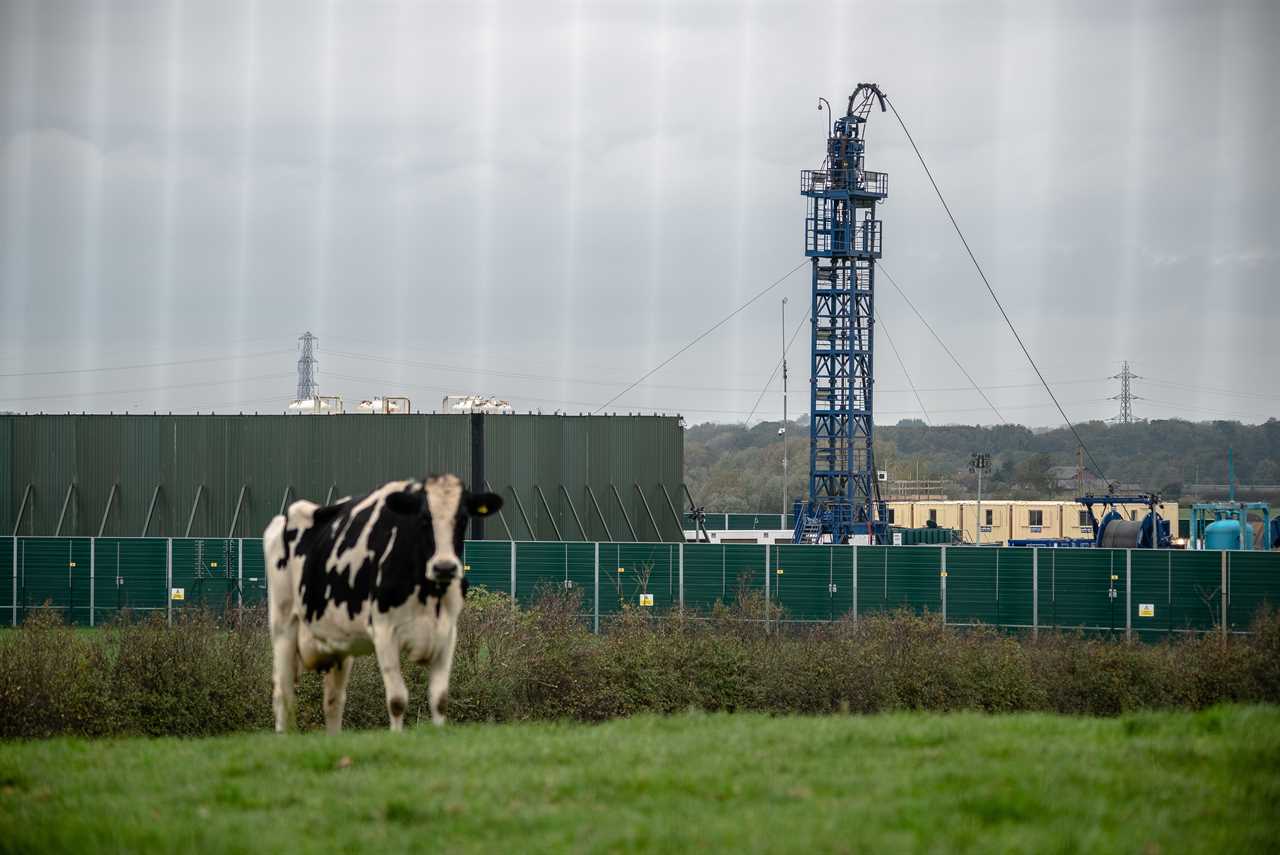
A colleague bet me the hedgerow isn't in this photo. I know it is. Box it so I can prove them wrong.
[0,587,1276,738]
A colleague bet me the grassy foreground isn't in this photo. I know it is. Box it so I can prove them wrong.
[2,707,1278,854]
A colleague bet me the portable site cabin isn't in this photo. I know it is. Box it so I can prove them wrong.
[884,502,915,528]
[912,501,962,532]
[1008,501,1063,541]
[949,500,1012,545]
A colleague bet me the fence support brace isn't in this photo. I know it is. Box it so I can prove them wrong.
[610,484,639,542]
[483,481,514,541]
[531,486,563,542]
[12,484,33,537]
[96,484,118,538]
[227,485,249,538]
[141,485,162,536]
[633,484,663,542]
[507,486,537,542]
[184,485,204,538]
[658,485,686,542]
[54,482,76,536]
[558,485,589,540]
[583,486,613,542]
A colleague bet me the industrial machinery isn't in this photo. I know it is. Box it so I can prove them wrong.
[1006,494,1171,549]
[793,84,890,544]
[1078,493,1171,548]
[1190,502,1275,550]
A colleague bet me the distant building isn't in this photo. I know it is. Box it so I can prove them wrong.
[441,395,513,415]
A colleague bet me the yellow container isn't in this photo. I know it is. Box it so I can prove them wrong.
[1008,501,1063,540]
[911,501,963,532]
[948,501,1012,545]
[885,502,914,528]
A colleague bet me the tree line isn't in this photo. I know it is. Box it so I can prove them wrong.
[685,417,1280,513]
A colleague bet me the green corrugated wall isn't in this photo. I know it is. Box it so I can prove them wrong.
[4,538,1278,634]
[484,415,684,543]
[0,414,682,540]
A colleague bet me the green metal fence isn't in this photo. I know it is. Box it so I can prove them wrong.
[3,537,1276,637]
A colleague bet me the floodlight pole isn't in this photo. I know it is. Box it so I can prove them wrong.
[970,452,990,546]
[781,297,789,518]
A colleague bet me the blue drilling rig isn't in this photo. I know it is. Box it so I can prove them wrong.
[793,84,889,544]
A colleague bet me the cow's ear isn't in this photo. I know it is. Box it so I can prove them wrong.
[465,492,503,517]
[385,490,426,516]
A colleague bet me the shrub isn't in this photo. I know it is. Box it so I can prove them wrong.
[0,596,1277,739]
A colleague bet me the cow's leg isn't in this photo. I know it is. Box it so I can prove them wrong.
[271,631,299,733]
[427,624,458,726]
[373,626,408,732]
[322,655,354,735]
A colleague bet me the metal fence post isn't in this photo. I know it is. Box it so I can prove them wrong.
[510,541,517,608]
[593,542,600,634]
[851,544,858,624]
[940,545,947,626]
[763,543,770,630]
[238,538,244,610]
[89,537,95,627]
[1125,549,1132,642]
[11,538,16,626]
[1032,547,1039,639]
[1221,550,1228,639]
[166,538,173,627]
[678,542,684,612]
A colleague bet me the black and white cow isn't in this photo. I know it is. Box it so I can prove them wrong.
[263,474,501,733]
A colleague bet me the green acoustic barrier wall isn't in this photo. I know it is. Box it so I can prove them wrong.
[1227,551,1277,632]
[91,538,169,621]
[0,537,13,620]
[4,537,1279,637]
[0,414,683,541]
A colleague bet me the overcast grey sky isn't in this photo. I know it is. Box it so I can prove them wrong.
[1,0,1276,424]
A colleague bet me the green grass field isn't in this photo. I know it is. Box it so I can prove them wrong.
[2,707,1278,854]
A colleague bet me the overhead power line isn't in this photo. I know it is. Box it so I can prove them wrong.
[744,308,809,426]
[885,95,1108,481]
[1143,377,1280,402]
[329,345,1102,398]
[876,262,1007,424]
[0,349,292,380]
[331,366,1111,419]
[875,309,931,425]
[591,259,809,414]
[0,372,294,405]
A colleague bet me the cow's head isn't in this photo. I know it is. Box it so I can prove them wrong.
[385,474,502,593]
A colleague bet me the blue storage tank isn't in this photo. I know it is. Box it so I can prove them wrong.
[1204,518,1246,550]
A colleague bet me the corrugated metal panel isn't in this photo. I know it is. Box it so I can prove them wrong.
[0,418,12,532]
[485,414,683,542]
[1,414,680,540]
